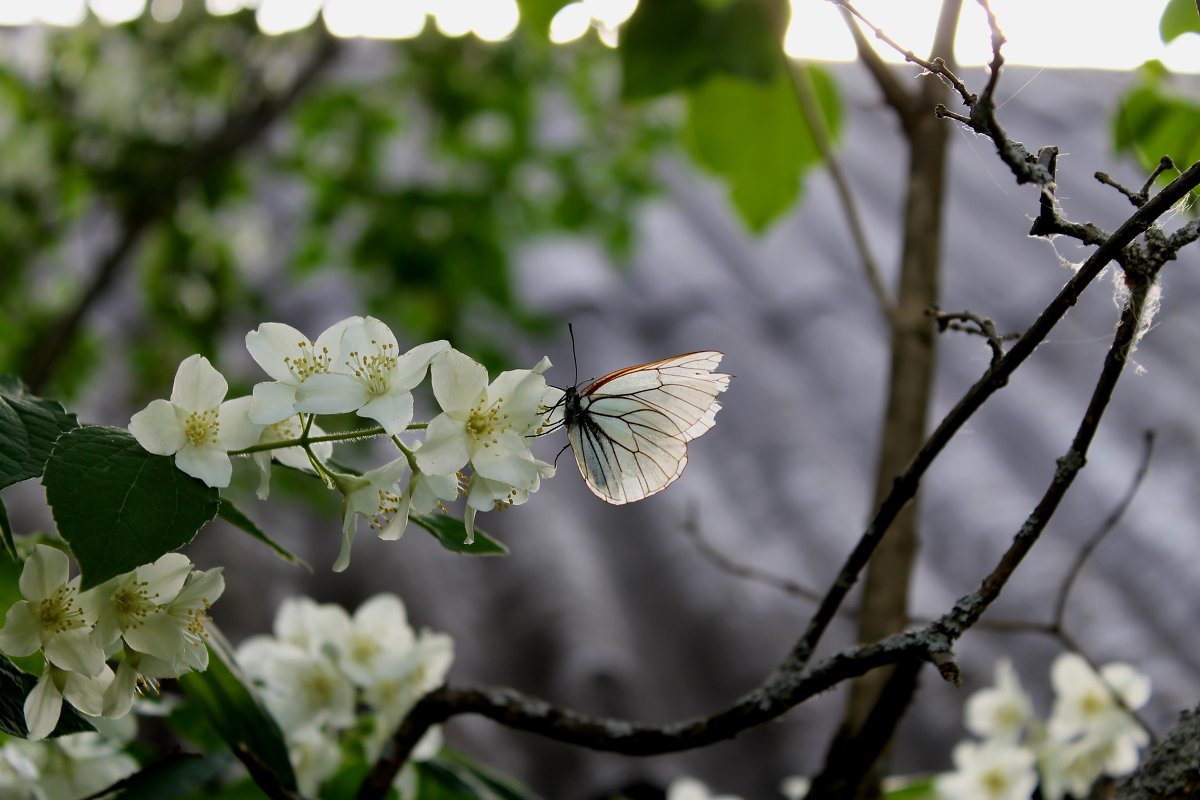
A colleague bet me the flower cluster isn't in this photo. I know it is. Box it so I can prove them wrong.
[0,727,138,800]
[236,593,451,796]
[0,545,223,740]
[935,654,1151,800]
[128,316,560,569]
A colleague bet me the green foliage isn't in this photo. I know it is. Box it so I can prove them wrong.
[620,0,779,99]
[412,513,509,555]
[415,755,538,800]
[217,499,311,571]
[108,752,232,800]
[0,376,79,491]
[1114,67,1200,189]
[178,633,297,793]
[42,426,219,589]
[685,65,841,231]
[1160,0,1200,42]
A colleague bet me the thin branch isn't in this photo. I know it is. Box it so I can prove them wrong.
[927,306,1017,367]
[681,508,825,604]
[1096,157,1177,209]
[787,60,896,326]
[1052,430,1156,625]
[19,33,341,394]
[833,3,912,115]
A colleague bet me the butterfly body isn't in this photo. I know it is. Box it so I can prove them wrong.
[561,351,730,504]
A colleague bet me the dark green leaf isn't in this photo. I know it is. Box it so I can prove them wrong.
[708,0,779,84]
[109,752,231,800]
[684,66,841,230]
[0,656,94,738]
[43,427,220,590]
[177,628,297,793]
[217,500,310,572]
[411,514,508,556]
[620,0,713,99]
[439,751,539,800]
[0,375,79,490]
[1113,81,1200,179]
[0,498,13,561]
[415,760,488,799]
[1160,0,1200,43]
[882,776,936,799]
[621,0,779,99]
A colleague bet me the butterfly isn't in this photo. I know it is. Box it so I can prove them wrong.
[556,351,730,504]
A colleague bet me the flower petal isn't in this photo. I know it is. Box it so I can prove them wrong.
[44,626,105,676]
[246,323,307,383]
[19,545,69,601]
[358,391,414,437]
[414,414,471,476]
[295,373,371,414]
[102,658,138,719]
[430,349,488,416]
[140,553,193,601]
[0,602,41,657]
[472,431,541,487]
[170,355,227,412]
[249,381,300,425]
[389,340,451,392]
[129,399,186,455]
[175,444,233,488]
[24,667,64,740]
[218,396,264,451]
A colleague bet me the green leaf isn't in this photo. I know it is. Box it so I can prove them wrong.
[0,656,94,738]
[217,500,310,572]
[684,66,841,231]
[621,0,779,100]
[411,514,508,556]
[621,0,714,99]
[177,628,297,793]
[109,752,232,800]
[1113,82,1200,177]
[42,426,220,590]
[0,498,13,561]
[415,756,539,800]
[438,751,538,800]
[1160,0,1200,43]
[0,375,79,490]
[882,776,937,799]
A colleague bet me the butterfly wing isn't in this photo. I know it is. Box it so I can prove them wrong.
[569,351,729,504]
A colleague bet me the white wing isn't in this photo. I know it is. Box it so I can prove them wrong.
[569,352,729,504]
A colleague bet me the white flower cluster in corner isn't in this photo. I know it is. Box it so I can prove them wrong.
[0,726,138,800]
[0,545,223,740]
[128,316,561,570]
[235,593,451,797]
[935,654,1151,800]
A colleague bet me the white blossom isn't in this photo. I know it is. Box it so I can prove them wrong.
[0,545,105,677]
[965,659,1034,743]
[1047,653,1150,780]
[23,663,114,740]
[246,318,360,425]
[934,740,1038,800]
[332,457,412,571]
[128,354,262,488]
[294,317,448,436]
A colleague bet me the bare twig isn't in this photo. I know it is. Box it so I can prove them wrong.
[1096,157,1178,209]
[681,509,825,604]
[927,306,1017,367]
[1052,430,1156,625]
[787,61,896,326]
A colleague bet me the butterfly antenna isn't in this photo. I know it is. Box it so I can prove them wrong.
[568,322,579,387]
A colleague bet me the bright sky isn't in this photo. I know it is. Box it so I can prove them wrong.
[1,0,1198,72]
